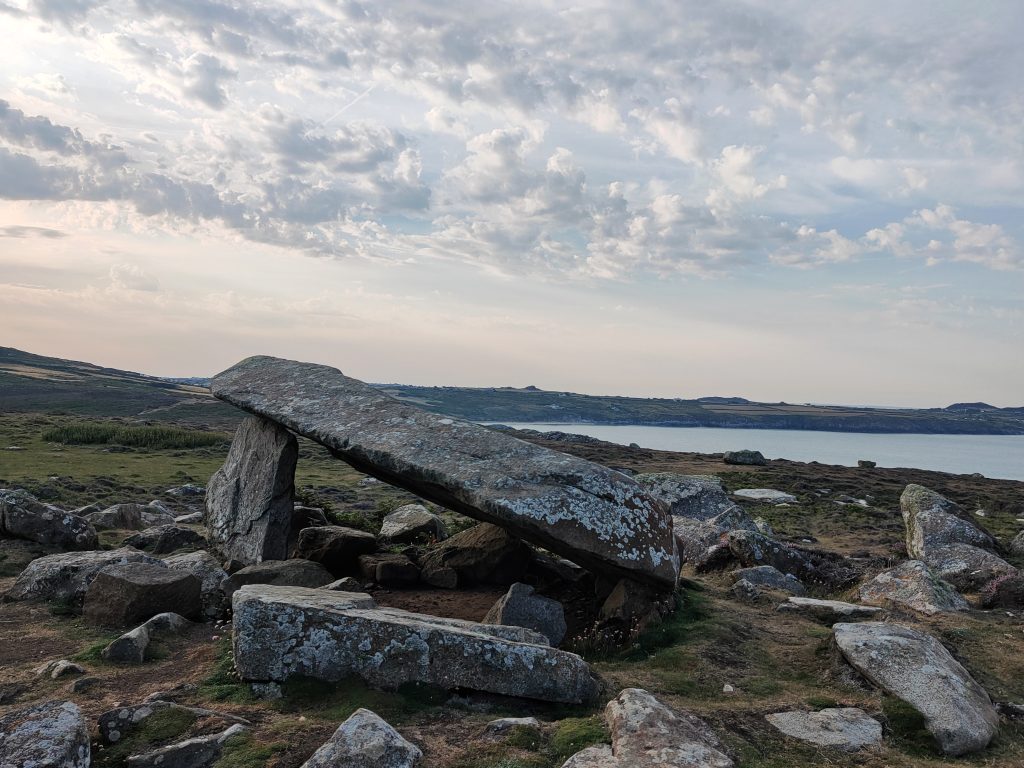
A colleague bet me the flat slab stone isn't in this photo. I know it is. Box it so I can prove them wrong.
[833,621,998,755]
[211,356,677,588]
[777,597,881,623]
[765,708,881,752]
[232,585,599,704]
[732,489,796,503]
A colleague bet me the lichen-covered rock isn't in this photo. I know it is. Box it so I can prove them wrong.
[232,585,600,704]
[419,523,533,588]
[483,717,541,738]
[858,560,968,615]
[295,526,378,575]
[125,724,246,768]
[85,502,175,531]
[582,688,734,767]
[164,550,230,619]
[727,530,858,589]
[380,504,448,544]
[1010,530,1024,556]
[211,356,678,589]
[484,582,566,645]
[777,597,881,623]
[765,708,881,752]
[167,483,205,497]
[924,543,1017,592]
[5,547,162,606]
[634,474,733,522]
[0,700,90,768]
[300,709,421,768]
[901,484,994,556]
[322,576,366,592]
[98,701,248,745]
[205,415,297,565]
[723,450,766,466]
[83,563,201,627]
[102,612,191,663]
[833,621,998,755]
[731,566,806,596]
[223,559,334,597]
[122,525,206,555]
[0,489,98,551]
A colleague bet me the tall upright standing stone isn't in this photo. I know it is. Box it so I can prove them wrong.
[205,415,297,565]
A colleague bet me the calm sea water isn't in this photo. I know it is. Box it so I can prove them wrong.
[496,423,1024,482]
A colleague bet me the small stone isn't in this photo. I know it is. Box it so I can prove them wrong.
[122,524,205,555]
[859,560,969,615]
[731,565,806,596]
[379,504,448,544]
[295,526,378,575]
[125,724,246,768]
[765,708,882,752]
[50,660,86,679]
[85,502,175,531]
[723,450,766,466]
[322,577,366,592]
[102,612,191,663]
[300,709,421,768]
[732,488,796,503]
[857,460,876,468]
[223,559,334,597]
[483,716,541,738]
[358,553,420,587]
[69,676,100,693]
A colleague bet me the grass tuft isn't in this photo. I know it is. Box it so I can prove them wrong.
[42,421,229,450]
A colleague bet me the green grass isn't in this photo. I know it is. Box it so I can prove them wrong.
[198,638,255,704]
[548,716,609,763]
[274,676,448,724]
[882,696,937,756]
[92,707,198,767]
[214,733,289,768]
[42,421,230,450]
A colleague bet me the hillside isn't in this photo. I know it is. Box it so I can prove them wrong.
[2,346,1023,434]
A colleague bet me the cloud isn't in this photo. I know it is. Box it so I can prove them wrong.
[0,225,67,238]
[109,262,160,291]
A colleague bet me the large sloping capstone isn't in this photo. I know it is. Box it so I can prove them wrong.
[232,585,600,704]
[211,356,678,588]
[205,415,298,565]
[833,621,998,755]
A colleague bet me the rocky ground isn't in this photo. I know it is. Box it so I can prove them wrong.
[2,411,1024,767]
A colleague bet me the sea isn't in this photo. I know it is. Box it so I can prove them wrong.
[494,424,1024,482]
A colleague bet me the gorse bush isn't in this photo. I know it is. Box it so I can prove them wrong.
[42,421,229,450]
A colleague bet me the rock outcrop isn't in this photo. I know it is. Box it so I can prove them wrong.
[211,356,678,589]
[901,484,1015,590]
[765,708,881,752]
[300,709,421,768]
[858,560,969,615]
[5,547,161,606]
[483,582,566,645]
[562,688,733,767]
[232,586,599,704]
[380,504,448,544]
[0,488,98,550]
[726,530,858,589]
[833,621,998,755]
[205,415,298,565]
[84,562,201,627]
[633,474,733,521]
[85,502,175,531]
[0,700,90,768]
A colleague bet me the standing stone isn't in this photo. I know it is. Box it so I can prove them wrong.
[300,709,421,768]
[833,621,998,755]
[633,474,733,521]
[483,582,566,645]
[83,563,201,627]
[205,415,297,565]
[4,547,162,606]
[210,356,678,589]
[858,560,968,615]
[765,708,881,751]
[0,700,90,768]
[0,489,98,550]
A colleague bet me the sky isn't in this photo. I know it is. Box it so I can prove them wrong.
[1,1,1022,407]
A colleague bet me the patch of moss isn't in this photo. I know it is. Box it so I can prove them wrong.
[449,744,551,768]
[548,716,609,763]
[803,695,840,709]
[92,707,197,767]
[503,725,545,751]
[198,637,254,704]
[214,733,288,768]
